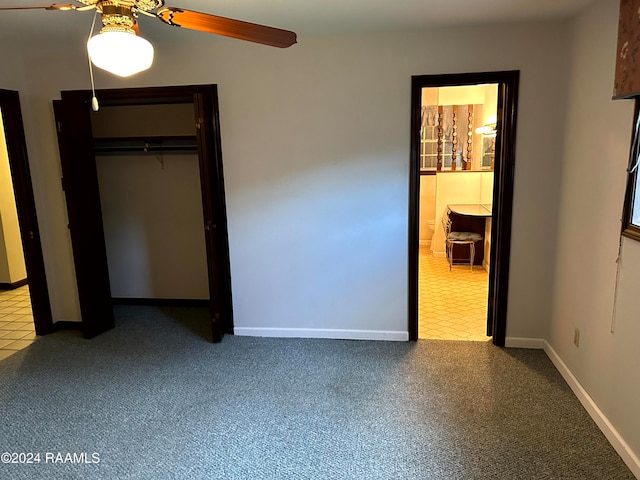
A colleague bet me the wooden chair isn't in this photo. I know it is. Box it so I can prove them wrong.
[441,208,483,272]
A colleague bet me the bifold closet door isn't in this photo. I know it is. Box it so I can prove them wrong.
[54,86,232,342]
[54,96,114,339]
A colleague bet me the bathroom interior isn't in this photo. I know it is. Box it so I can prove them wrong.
[418,83,498,341]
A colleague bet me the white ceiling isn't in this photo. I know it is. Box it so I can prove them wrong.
[0,0,595,45]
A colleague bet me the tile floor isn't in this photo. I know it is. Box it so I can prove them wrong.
[0,285,36,361]
[418,246,490,341]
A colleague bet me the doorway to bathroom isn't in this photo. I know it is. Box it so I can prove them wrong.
[408,71,519,346]
[0,89,53,345]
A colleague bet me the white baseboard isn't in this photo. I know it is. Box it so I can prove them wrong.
[233,327,408,342]
[544,341,640,479]
[504,337,545,349]
[419,240,432,247]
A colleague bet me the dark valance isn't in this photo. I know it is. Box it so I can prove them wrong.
[614,0,640,99]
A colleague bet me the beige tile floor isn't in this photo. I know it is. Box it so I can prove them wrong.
[419,246,490,341]
[0,285,36,361]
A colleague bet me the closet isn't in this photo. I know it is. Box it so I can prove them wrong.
[54,85,232,342]
[92,103,208,302]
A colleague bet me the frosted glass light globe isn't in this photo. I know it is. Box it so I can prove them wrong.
[87,31,154,77]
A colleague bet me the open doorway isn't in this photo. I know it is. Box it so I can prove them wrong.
[408,71,519,346]
[418,84,497,341]
[0,90,52,356]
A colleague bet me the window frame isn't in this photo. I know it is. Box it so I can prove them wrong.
[622,99,640,242]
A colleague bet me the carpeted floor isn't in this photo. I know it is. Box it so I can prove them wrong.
[0,306,635,479]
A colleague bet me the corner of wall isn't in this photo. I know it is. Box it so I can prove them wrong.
[544,341,640,478]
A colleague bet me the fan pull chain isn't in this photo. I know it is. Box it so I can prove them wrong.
[87,9,99,112]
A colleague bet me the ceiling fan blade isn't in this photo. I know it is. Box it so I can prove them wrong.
[0,4,79,10]
[157,7,297,48]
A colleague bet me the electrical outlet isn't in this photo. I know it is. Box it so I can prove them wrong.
[574,328,580,347]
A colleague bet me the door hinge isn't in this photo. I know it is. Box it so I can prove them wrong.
[196,117,203,130]
[57,121,62,133]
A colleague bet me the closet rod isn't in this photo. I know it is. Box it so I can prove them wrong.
[93,135,198,155]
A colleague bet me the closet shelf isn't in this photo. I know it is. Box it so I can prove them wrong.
[93,135,198,155]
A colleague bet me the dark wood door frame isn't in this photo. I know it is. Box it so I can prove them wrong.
[408,71,519,346]
[55,85,233,341]
[0,89,53,335]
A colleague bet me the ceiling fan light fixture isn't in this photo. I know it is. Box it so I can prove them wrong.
[87,30,154,77]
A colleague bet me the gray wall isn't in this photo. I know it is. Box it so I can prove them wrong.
[550,0,640,473]
[4,20,570,339]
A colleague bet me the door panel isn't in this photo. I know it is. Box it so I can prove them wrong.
[194,90,233,341]
[54,95,114,338]
[485,79,518,346]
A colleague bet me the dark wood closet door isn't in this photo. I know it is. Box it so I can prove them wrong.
[485,78,518,342]
[53,95,114,338]
[194,89,233,341]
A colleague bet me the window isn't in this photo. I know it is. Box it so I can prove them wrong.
[622,100,640,241]
[419,104,490,172]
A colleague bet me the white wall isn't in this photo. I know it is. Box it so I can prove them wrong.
[96,154,209,300]
[0,49,25,91]
[0,44,81,321]
[549,0,640,473]
[482,84,498,125]
[91,104,197,137]
[419,175,436,245]
[4,19,569,340]
[438,85,486,105]
[0,108,27,285]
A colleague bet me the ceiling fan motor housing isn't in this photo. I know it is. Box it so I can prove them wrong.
[82,1,164,35]
[101,3,136,33]
[80,0,166,33]
[78,0,165,12]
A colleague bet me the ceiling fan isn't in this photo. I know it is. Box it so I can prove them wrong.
[0,1,297,77]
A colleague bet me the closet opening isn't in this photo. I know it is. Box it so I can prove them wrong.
[54,85,232,342]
